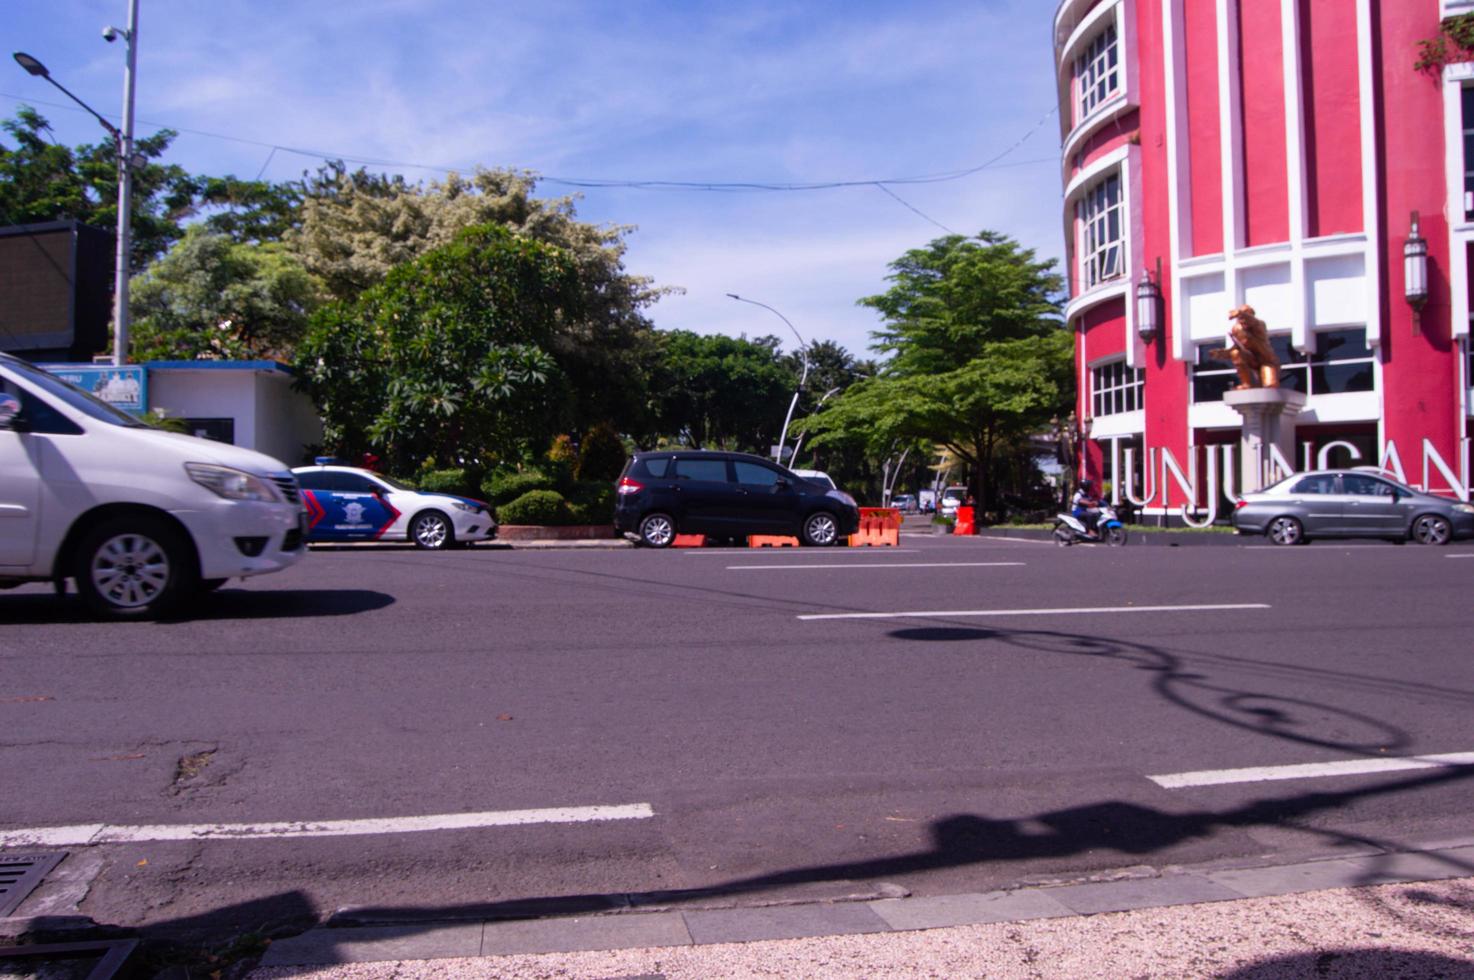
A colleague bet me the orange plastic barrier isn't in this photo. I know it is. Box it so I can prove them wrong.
[673,534,706,548]
[849,507,902,547]
[748,535,800,548]
[953,505,976,536]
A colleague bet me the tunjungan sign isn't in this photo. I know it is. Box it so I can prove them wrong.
[1101,437,1472,526]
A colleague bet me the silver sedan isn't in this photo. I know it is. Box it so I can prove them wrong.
[1231,469,1474,545]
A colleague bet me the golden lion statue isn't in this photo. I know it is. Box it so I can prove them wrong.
[1209,305,1281,389]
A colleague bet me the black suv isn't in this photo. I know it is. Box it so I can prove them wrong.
[614,450,861,547]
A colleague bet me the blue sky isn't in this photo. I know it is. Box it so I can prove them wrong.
[5,0,1064,360]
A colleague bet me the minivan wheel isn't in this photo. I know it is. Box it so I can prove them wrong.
[639,513,676,548]
[75,516,195,620]
[1411,514,1452,546]
[801,511,840,547]
[1267,516,1304,546]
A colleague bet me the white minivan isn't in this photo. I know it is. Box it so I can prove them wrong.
[0,353,308,618]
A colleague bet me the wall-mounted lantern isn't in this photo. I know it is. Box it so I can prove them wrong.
[1404,211,1428,333]
[1135,267,1161,343]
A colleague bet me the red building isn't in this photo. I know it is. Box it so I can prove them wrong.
[1054,0,1472,522]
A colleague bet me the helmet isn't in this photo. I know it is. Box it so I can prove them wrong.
[1080,478,1096,491]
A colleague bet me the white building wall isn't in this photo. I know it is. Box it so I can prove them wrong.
[146,366,322,467]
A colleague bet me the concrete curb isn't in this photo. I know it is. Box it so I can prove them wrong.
[257,838,1474,967]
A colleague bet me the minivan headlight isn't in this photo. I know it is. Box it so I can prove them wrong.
[186,463,277,502]
[1454,504,1474,514]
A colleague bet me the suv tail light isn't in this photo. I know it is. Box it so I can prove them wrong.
[1234,498,1248,509]
[616,477,644,495]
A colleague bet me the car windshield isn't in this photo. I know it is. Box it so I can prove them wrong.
[3,358,148,428]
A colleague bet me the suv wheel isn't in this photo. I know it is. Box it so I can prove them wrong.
[801,511,840,547]
[639,513,676,548]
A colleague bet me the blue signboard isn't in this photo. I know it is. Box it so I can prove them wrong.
[40,364,149,415]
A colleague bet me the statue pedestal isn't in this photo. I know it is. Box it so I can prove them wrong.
[1223,387,1307,493]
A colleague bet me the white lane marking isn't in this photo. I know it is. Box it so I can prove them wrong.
[1150,753,1474,789]
[1447,554,1474,559]
[729,561,1025,571]
[683,549,922,556]
[967,535,1059,546]
[0,803,655,848]
[797,602,1270,621]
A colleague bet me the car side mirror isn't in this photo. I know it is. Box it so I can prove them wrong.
[774,477,789,490]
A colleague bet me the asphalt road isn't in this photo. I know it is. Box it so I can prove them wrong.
[3,530,1473,946]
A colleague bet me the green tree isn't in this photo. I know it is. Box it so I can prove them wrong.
[0,106,199,270]
[129,225,325,361]
[781,339,878,493]
[290,165,664,436]
[194,175,304,245]
[294,223,582,474]
[647,330,796,452]
[798,232,1071,517]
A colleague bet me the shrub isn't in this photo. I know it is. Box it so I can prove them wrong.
[484,470,556,506]
[569,479,615,508]
[417,468,472,497]
[563,481,614,524]
[497,489,573,525]
[575,423,628,482]
[544,434,577,485]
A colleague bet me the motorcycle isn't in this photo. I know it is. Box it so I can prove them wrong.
[1054,504,1127,546]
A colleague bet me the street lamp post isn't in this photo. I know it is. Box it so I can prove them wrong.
[786,385,840,470]
[13,0,139,365]
[726,293,809,465]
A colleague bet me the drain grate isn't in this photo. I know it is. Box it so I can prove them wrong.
[0,939,138,980]
[0,851,65,917]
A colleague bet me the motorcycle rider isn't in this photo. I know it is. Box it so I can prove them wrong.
[1071,478,1104,538]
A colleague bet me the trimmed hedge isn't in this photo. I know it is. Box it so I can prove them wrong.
[484,470,557,506]
[497,489,573,525]
[417,468,474,497]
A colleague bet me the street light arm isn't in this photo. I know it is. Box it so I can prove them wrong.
[725,293,806,356]
[11,55,120,138]
[727,292,810,464]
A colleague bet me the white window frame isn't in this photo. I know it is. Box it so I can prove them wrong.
[1091,358,1143,417]
[1074,22,1121,124]
[1078,172,1125,290]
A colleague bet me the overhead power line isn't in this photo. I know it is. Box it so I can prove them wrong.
[3,91,1059,194]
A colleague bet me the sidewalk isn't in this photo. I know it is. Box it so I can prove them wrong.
[248,841,1474,978]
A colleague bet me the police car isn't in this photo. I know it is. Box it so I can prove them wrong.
[291,460,496,549]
